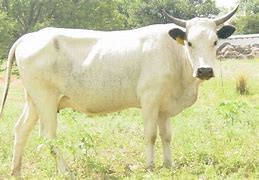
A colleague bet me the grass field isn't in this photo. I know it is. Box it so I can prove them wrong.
[0,59,258,179]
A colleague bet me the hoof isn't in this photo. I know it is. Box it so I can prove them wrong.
[145,164,155,171]
[163,161,172,169]
[11,170,21,177]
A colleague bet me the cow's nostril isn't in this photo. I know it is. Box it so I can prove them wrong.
[197,68,214,80]
[197,68,203,76]
[208,68,213,75]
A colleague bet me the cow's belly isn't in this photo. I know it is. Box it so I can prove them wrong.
[60,95,139,114]
[16,38,142,114]
[59,81,140,114]
[56,64,141,114]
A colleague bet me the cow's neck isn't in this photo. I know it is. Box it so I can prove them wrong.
[162,48,200,117]
[180,47,200,88]
[176,47,200,107]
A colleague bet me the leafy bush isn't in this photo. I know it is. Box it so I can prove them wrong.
[218,101,248,125]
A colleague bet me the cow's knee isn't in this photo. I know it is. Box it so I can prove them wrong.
[39,120,57,139]
[150,134,157,144]
[37,107,58,139]
[159,130,171,144]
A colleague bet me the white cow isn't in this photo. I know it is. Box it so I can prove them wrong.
[0,6,238,176]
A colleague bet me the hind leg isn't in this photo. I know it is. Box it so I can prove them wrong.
[11,95,38,176]
[29,87,71,175]
[39,106,71,175]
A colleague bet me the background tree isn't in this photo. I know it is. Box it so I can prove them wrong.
[117,0,219,28]
[0,11,15,59]
[235,14,259,34]
[0,0,226,59]
[49,0,127,30]
[0,0,128,58]
[239,0,259,15]
[1,0,54,37]
[235,0,259,34]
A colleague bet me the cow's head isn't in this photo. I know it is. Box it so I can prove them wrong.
[164,6,238,80]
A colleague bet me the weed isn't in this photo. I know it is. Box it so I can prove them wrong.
[235,72,249,95]
[217,100,248,125]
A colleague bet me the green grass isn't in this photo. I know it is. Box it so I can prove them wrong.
[0,59,259,179]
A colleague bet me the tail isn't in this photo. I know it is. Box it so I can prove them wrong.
[0,41,19,118]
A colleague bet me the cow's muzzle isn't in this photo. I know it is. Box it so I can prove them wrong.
[196,67,214,80]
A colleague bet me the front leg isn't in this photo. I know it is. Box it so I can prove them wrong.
[141,96,160,169]
[158,112,172,168]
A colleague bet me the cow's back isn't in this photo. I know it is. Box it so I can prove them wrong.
[15,27,151,113]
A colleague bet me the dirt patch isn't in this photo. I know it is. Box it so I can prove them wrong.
[0,75,23,86]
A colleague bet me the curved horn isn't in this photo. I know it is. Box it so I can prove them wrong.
[214,5,239,26]
[162,10,186,28]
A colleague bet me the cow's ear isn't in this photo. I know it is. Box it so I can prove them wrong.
[217,25,236,39]
[169,28,186,45]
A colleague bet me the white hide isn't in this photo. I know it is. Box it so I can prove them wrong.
[15,25,199,116]
[2,20,220,175]
[185,19,218,77]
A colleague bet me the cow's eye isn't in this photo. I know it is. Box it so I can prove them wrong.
[188,42,192,47]
[213,41,218,46]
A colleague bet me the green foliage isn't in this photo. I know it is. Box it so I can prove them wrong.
[48,0,127,30]
[235,0,259,34]
[218,101,248,125]
[168,0,220,19]
[0,11,15,59]
[1,0,54,36]
[239,0,259,15]
[117,0,219,28]
[0,0,220,59]
[235,14,259,34]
